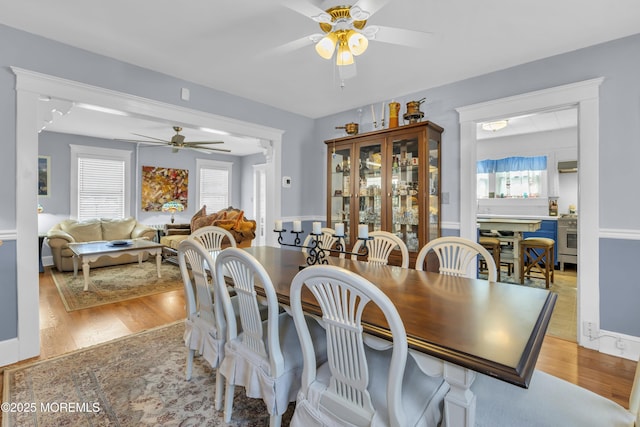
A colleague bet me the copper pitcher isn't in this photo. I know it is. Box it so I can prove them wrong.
[335,122,359,135]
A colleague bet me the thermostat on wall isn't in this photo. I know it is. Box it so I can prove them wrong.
[282,176,292,188]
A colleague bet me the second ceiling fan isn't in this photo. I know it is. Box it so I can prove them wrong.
[118,126,231,153]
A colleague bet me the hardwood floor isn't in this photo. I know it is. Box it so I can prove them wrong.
[1,267,637,416]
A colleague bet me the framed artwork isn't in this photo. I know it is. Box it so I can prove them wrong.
[141,166,189,211]
[38,155,51,197]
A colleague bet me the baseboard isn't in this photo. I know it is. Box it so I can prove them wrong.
[594,329,640,361]
[0,337,19,367]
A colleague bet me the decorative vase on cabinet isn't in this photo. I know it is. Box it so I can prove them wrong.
[325,121,443,267]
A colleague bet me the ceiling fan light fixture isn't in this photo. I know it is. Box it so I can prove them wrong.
[336,40,354,66]
[347,30,368,56]
[315,32,338,59]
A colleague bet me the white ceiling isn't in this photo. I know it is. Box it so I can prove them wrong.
[3,0,637,152]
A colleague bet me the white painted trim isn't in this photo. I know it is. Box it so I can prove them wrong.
[0,338,19,367]
[457,78,604,351]
[600,229,640,240]
[595,330,640,361]
[0,230,17,240]
[10,66,284,364]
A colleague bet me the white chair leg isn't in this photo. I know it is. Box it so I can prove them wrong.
[224,383,235,422]
[269,414,282,427]
[214,371,224,411]
[185,349,195,380]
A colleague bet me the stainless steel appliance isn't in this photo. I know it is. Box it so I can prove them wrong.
[557,214,577,270]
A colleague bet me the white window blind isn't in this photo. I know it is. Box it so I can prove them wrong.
[197,159,232,213]
[199,167,229,212]
[78,157,125,220]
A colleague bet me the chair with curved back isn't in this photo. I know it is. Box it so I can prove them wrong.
[302,227,345,259]
[214,248,327,427]
[189,225,236,252]
[289,264,448,427]
[416,236,498,282]
[177,238,227,410]
[351,230,410,268]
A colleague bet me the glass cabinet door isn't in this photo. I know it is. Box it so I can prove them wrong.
[356,142,383,237]
[427,136,440,242]
[329,145,352,243]
[390,134,420,252]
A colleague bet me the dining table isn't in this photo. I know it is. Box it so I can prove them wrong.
[241,246,557,427]
[477,217,542,283]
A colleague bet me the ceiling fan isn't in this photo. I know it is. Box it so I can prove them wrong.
[116,126,231,153]
[281,0,432,81]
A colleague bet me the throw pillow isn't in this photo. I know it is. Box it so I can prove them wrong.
[190,205,207,231]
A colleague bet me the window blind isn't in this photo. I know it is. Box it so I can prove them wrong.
[199,167,229,213]
[78,157,125,220]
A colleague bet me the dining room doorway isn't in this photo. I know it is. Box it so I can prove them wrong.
[457,77,603,349]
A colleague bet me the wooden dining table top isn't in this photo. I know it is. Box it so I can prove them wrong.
[243,246,557,388]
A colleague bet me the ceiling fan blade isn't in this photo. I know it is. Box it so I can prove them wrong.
[281,0,326,20]
[114,138,168,144]
[259,35,315,59]
[131,133,170,143]
[182,141,225,146]
[352,0,390,17]
[368,25,433,49]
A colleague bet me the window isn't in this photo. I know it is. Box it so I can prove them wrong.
[70,145,131,220]
[477,156,547,199]
[196,159,232,212]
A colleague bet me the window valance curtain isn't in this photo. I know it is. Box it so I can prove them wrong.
[477,156,547,173]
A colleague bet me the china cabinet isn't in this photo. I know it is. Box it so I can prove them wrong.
[325,121,443,267]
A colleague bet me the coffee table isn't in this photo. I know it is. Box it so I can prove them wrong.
[67,239,164,291]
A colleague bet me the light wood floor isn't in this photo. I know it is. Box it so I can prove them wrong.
[0,268,636,413]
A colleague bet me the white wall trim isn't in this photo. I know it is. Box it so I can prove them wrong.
[600,229,640,240]
[596,330,640,361]
[10,66,284,364]
[456,77,604,351]
[0,230,17,240]
[0,338,19,367]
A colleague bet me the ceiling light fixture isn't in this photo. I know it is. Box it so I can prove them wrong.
[481,120,509,132]
[310,5,375,82]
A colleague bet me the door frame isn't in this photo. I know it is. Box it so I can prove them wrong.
[11,66,283,362]
[457,77,603,349]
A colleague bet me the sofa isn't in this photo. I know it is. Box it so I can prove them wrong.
[46,217,157,272]
[160,206,256,260]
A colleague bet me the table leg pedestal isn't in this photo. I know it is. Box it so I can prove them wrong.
[444,362,477,427]
[154,249,162,278]
[82,259,91,291]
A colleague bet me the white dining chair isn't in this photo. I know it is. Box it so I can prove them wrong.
[289,264,449,427]
[189,225,236,251]
[472,360,640,426]
[416,236,498,282]
[177,238,227,410]
[214,248,327,427]
[351,230,410,268]
[302,227,345,259]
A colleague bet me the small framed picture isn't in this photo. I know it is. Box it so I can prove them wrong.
[38,155,51,197]
[411,157,419,166]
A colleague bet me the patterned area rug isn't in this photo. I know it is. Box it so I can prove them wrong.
[50,261,183,311]
[2,322,293,426]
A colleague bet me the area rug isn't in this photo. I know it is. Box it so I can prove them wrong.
[2,322,293,427]
[51,261,183,311]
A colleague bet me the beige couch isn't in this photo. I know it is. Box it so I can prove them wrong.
[46,217,157,272]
